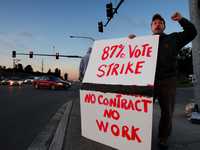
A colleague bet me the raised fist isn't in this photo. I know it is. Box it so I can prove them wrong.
[171,12,182,21]
[128,34,136,39]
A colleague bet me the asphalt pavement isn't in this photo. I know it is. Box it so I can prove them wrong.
[0,85,78,150]
[62,87,200,150]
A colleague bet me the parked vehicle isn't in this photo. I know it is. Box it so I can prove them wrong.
[8,77,24,86]
[23,76,35,84]
[32,75,71,90]
[188,74,196,83]
[0,79,9,85]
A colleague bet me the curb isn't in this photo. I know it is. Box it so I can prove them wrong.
[49,101,73,150]
[27,100,73,150]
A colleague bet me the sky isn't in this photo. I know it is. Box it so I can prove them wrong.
[0,0,190,80]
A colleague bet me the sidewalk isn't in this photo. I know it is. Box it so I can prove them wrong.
[62,87,200,150]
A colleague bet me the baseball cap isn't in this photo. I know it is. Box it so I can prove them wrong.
[152,13,165,26]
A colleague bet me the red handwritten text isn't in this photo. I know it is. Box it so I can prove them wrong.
[101,44,125,61]
[128,43,152,58]
[96,61,145,77]
[96,120,142,143]
[103,109,120,120]
[84,93,152,113]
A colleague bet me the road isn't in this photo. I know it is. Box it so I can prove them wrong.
[0,83,80,150]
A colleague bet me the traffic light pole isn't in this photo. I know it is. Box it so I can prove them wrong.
[104,0,125,27]
[98,0,125,32]
[12,52,82,59]
[69,35,95,42]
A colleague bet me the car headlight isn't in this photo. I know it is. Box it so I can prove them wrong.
[57,83,63,86]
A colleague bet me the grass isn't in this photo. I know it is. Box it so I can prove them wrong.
[176,79,193,88]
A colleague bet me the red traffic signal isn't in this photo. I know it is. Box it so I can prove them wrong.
[56,53,59,59]
[98,21,103,32]
[29,51,33,58]
[12,51,16,58]
[106,3,113,19]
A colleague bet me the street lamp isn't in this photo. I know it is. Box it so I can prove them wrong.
[13,58,20,68]
[69,35,95,42]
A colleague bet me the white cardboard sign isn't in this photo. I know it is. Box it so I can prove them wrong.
[80,90,153,150]
[80,35,159,150]
[83,35,159,86]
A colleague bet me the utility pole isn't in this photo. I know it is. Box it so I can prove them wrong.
[41,59,44,73]
[13,59,15,68]
[189,0,200,104]
[13,58,20,68]
[53,45,56,54]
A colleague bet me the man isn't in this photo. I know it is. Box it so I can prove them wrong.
[130,12,197,149]
[79,47,92,81]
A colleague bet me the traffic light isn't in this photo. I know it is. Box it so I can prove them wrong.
[98,21,103,32]
[12,51,16,58]
[29,51,33,58]
[106,3,113,19]
[56,53,59,59]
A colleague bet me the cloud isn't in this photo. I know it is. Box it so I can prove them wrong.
[0,32,8,36]
[118,13,149,29]
[0,39,16,50]
[17,32,33,38]
[0,32,33,52]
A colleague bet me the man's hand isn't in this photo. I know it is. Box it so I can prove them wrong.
[128,34,136,39]
[171,12,182,21]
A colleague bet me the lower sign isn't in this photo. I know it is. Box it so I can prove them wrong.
[80,90,153,150]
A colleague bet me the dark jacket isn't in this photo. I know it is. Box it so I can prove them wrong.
[155,18,197,81]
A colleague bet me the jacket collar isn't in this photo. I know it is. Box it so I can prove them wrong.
[153,32,166,37]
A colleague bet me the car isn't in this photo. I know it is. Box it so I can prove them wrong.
[23,76,35,84]
[7,77,24,86]
[0,79,9,85]
[188,74,196,83]
[32,75,71,90]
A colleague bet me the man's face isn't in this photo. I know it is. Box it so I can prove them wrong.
[151,19,165,34]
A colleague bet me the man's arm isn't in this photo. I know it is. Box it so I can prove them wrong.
[172,12,197,49]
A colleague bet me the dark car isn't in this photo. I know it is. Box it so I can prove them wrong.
[0,79,9,85]
[33,75,71,90]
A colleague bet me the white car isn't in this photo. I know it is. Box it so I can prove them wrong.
[8,79,23,86]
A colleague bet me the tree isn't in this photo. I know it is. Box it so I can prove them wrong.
[54,68,61,77]
[17,63,24,72]
[24,65,33,73]
[47,69,52,75]
[177,47,193,77]
[64,73,68,80]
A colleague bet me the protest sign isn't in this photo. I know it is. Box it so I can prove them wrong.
[80,90,153,150]
[83,35,159,86]
[80,35,159,150]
